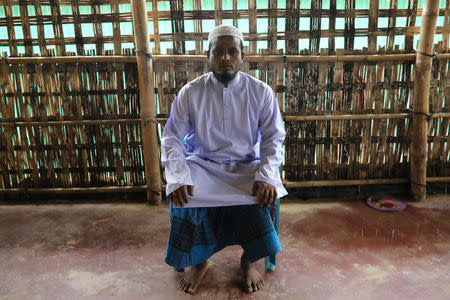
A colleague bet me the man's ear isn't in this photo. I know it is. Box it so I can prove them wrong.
[241,51,245,60]
[206,50,210,60]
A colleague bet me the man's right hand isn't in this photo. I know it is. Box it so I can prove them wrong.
[169,185,194,207]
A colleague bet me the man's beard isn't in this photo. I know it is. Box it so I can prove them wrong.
[212,71,237,84]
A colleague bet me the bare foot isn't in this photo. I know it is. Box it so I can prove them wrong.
[241,254,264,293]
[179,260,209,294]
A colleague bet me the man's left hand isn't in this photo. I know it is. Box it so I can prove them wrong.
[251,181,277,207]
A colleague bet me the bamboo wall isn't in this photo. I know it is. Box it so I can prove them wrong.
[1,0,450,194]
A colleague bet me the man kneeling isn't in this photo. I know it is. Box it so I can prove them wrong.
[161,24,287,294]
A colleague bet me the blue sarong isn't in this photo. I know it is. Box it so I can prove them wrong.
[165,201,281,269]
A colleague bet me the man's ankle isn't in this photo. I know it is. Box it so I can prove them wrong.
[192,260,208,268]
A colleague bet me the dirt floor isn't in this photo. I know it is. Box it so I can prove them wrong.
[0,195,449,299]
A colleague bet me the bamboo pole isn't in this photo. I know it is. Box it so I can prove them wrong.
[131,0,162,205]
[3,177,450,194]
[284,112,450,121]
[411,0,440,202]
[284,177,450,188]
[4,112,450,127]
[285,113,411,121]
[284,178,409,188]
[4,53,450,64]
[0,118,167,127]
[5,56,137,63]
[0,186,148,194]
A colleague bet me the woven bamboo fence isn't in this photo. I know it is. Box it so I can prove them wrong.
[1,0,450,199]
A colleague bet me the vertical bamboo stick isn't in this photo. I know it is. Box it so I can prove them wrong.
[248,0,257,55]
[33,0,48,56]
[410,0,440,201]
[152,0,160,55]
[368,0,378,53]
[131,0,162,204]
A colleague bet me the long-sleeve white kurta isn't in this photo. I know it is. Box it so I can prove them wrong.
[161,71,287,207]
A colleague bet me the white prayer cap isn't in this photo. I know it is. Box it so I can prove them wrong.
[208,24,244,44]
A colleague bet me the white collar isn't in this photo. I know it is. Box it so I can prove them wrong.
[209,71,241,89]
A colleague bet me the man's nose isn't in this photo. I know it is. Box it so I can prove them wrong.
[220,52,231,61]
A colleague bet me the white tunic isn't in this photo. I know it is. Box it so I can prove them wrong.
[161,71,288,207]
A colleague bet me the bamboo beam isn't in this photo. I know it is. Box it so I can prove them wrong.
[0,186,148,194]
[284,177,450,188]
[4,56,137,63]
[411,0,440,202]
[284,112,450,121]
[3,112,450,127]
[284,179,409,188]
[426,177,450,183]
[0,118,167,127]
[1,177,449,194]
[4,53,450,64]
[131,0,162,205]
[285,113,411,121]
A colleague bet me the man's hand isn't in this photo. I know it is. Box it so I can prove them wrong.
[169,185,194,207]
[251,181,277,207]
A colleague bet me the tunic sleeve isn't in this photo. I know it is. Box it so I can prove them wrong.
[255,88,286,189]
[161,90,194,196]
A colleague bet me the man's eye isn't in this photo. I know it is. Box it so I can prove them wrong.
[229,49,239,56]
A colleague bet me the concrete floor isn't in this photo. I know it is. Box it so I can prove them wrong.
[0,195,449,300]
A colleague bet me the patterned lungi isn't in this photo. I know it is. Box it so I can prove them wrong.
[165,201,281,269]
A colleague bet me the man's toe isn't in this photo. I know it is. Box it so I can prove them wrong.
[252,282,258,292]
[258,279,264,287]
[187,286,197,294]
[185,282,192,292]
[257,280,263,290]
[180,278,190,291]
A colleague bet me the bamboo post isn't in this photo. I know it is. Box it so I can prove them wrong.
[410,0,440,201]
[5,53,450,64]
[131,0,162,205]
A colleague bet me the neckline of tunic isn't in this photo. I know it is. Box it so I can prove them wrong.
[209,71,242,90]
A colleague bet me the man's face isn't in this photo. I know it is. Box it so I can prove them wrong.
[207,35,244,82]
